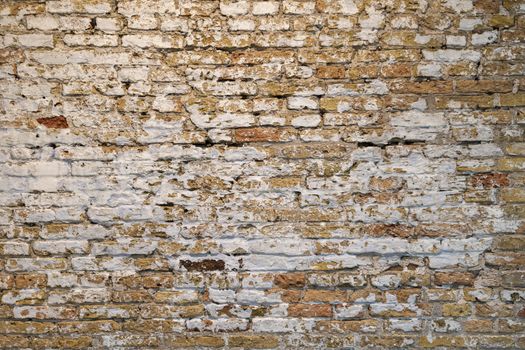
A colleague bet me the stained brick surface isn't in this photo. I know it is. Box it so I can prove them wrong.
[0,0,524,348]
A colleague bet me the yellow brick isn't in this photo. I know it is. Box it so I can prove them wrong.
[228,335,280,349]
[497,158,525,171]
[500,188,525,203]
[442,303,471,317]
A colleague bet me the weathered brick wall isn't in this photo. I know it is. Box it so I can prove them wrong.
[1,0,524,348]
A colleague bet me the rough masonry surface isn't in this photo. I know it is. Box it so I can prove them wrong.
[0,0,524,348]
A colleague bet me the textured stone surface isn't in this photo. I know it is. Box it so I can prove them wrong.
[0,0,524,348]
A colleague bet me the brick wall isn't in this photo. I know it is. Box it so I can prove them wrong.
[1,0,524,348]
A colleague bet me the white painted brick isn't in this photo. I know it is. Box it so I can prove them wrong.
[252,1,279,15]
[220,1,249,16]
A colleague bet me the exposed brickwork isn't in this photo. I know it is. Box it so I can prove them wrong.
[36,116,69,129]
[0,0,524,348]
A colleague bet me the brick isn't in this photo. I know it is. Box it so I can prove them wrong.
[456,80,513,93]
[0,321,56,334]
[0,336,30,348]
[489,15,515,28]
[317,66,346,79]
[291,114,322,127]
[495,235,525,251]
[502,272,525,287]
[502,30,525,43]
[4,34,53,48]
[505,144,525,156]
[419,336,465,348]
[475,304,514,318]
[390,80,453,94]
[118,0,178,16]
[469,173,509,188]
[47,0,112,13]
[316,0,360,14]
[500,188,525,203]
[0,243,30,256]
[463,319,494,333]
[234,127,286,142]
[95,17,122,32]
[432,319,463,334]
[381,32,444,48]
[220,1,249,16]
[26,16,60,30]
[228,334,279,348]
[435,272,475,286]
[14,274,47,289]
[442,303,471,317]
[166,335,225,348]
[57,320,121,333]
[13,306,77,320]
[122,34,184,49]
[63,34,118,47]
[31,336,93,349]
[252,1,279,15]
[274,273,306,288]
[302,290,347,303]
[486,252,525,267]
[288,304,332,317]
[500,93,525,107]
[423,49,481,62]
[334,304,367,319]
